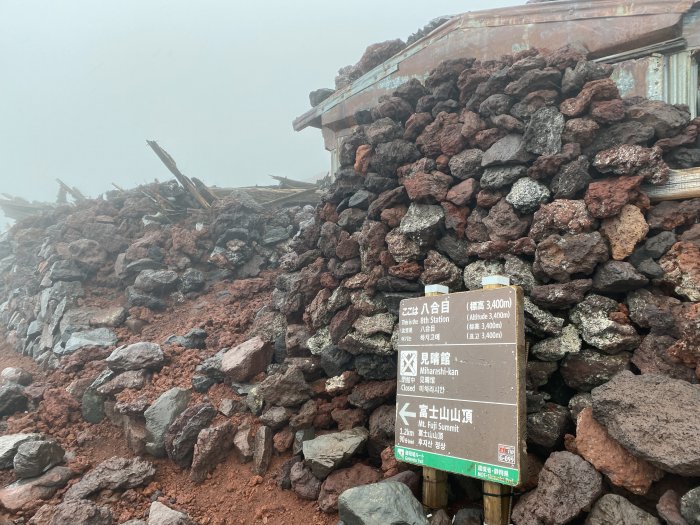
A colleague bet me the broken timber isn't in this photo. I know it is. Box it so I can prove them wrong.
[642,168,700,201]
[146,140,214,209]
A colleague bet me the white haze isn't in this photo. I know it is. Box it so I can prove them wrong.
[0,0,522,230]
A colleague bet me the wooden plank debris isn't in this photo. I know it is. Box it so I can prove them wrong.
[642,168,700,201]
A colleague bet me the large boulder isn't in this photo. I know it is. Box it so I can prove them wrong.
[511,451,603,525]
[338,481,429,525]
[592,372,700,476]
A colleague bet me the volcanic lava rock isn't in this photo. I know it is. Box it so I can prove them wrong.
[592,371,700,476]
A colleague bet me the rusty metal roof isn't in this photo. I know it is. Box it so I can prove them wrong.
[294,0,699,135]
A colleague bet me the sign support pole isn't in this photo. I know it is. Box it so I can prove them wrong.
[421,284,449,511]
[482,276,513,525]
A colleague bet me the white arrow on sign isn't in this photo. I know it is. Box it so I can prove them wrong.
[399,402,416,425]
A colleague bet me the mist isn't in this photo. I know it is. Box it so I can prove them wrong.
[0,0,521,230]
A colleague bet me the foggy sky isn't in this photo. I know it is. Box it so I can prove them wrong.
[0,0,521,228]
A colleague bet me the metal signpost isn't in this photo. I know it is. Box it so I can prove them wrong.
[394,278,526,524]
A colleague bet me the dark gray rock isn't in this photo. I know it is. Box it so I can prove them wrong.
[303,427,369,479]
[164,403,216,468]
[481,134,533,167]
[592,261,648,293]
[506,177,551,213]
[531,325,581,361]
[592,372,700,476]
[480,165,528,190]
[681,486,700,525]
[144,388,191,457]
[257,367,312,407]
[527,403,570,449]
[561,349,630,392]
[0,383,27,417]
[179,268,205,294]
[164,328,207,349]
[584,494,661,525]
[252,425,273,475]
[0,433,42,469]
[338,481,429,525]
[64,456,155,500]
[60,328,117,356]
[290,461,322,500]
[524,106,565,155]
[13,440,65,479]
[398,203,444,246]
[82,370,114,424]
[134,269,179,295]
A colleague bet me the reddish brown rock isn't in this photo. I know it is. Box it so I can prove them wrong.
[403,171,453,203]
[473,128,507,150]
[530,199,595,242]
[403,112,433,142]
[367,186,407,220]
[329,306,361,344]
[354,145,373,176]
[527,142,581,180]
[379,206,408,229]
[0,467,74,512]
[476,189,505,208]
[584,175,644,219]
[534,232,609,282]
[657,489,689,525]
[446,178,479,206]
[459,110,487,141]
[440,122,467,156]
[600,204,649,260]
[589,98,625,124]
[330,408,366,431]
[467,238,536,259]
[317,463,382,513]
[441,202,470,237]
[388,262,422,280]
[575,408,663,495]
[562,117,599,146]
[420,250,462,289]
[633,335,697,383]
[347,380,396,411]
[221,337,274,383]
[560,78,620,117]
[483,199,531,241]
[659,242,700,301]
[273,427,294,454]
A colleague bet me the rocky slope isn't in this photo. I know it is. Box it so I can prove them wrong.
[1,45,700,525]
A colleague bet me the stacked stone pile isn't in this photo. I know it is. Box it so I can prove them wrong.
[264,45,700,523]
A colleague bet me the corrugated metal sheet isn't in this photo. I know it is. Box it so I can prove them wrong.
[665,50,698,117]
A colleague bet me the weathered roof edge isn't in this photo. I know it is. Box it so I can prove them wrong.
[293,0,698,132]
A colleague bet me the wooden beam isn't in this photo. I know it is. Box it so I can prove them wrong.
[146,140,211,209]
[642,168,700,201]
